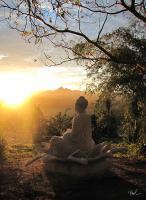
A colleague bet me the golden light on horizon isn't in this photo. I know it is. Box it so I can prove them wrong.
[0,67,85,107]
[0,69,58,107]
[0,73,36,107]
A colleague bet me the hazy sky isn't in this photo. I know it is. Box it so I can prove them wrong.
[0,21,87,90]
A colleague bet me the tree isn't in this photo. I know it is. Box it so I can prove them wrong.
[93,95,120,142]
[76,26,146,98]
[76,25,145,142]
[33,105,48,144]
[0,0,145,66]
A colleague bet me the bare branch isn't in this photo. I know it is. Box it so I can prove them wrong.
[96,13,108,42]
[121,0,146,22]
[0,0,145,67]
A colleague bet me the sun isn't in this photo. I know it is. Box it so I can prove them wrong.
[0,71,41,107]
[0,67,84,107]
[0,90,30,107]
[0,68,62,107]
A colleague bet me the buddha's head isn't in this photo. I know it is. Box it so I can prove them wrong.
[75,96,88,113]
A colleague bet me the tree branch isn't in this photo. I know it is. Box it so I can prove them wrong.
[121,0,146,22]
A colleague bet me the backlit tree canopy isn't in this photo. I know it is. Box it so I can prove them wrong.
[76,26,146,96]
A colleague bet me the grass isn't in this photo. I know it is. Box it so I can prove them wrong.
[112,142,145,160]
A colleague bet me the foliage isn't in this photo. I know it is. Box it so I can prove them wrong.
[119,100,146,143]
[0,1,145,66]
[93,96,120,142]
[74,26,146,145]
[46,111,72,137]
[33,106,48,144]
[0,135,7,162]
[93,92,146,144]
[112,143,144,160]
[75,25,146,143]
[33,109,72,144]
[80,25,146,96]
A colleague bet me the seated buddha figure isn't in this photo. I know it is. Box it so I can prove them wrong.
[47,96,96,158]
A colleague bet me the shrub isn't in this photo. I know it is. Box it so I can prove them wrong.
[119,106,146,144]
[112,143,143,160]
[0,135,7,162]
[46,111,72,137]
[33,110,72,144]
[93,97,120,142]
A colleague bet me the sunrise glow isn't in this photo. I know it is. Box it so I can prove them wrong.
[0,69,58,106]
[0,73,37,106]
[0,67,86,107]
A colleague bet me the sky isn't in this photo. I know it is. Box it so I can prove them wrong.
[0,1,130,106]
[0,23,87,86]
[0,22,88,106]
[0,19,88,106]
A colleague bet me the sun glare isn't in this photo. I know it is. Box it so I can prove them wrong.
[0,70,57,107]
[0,72,38,107]
[1,92,29,107]
[0,67,85,107]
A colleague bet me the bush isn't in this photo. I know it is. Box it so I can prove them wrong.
[119,108,146,144]
[93,97,120,142]
[46,111,72,137]
[0,135,7,162]
[33,110,72,144]
[93,94,146,144]
[112,143,143,160]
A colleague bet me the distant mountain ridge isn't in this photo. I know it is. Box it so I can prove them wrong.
[31,87,97,118]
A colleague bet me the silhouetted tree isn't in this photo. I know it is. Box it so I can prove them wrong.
[80,25,146,142]
[93,96,120,142]
[33,105,48,144]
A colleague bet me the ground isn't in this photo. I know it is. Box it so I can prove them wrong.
[0,144,146,200]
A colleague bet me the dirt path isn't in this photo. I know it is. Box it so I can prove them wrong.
[0,151,146,200]
[55,158,146,200]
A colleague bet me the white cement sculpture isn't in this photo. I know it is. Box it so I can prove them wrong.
[47,96,97,158]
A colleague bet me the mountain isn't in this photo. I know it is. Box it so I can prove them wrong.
[31,88,98,118]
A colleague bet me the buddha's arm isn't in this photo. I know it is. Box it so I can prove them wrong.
[71,116,81,135]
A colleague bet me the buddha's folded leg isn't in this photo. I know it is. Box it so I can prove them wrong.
[62,129,72,142]
[88,142,110,157]
[48,136,73,158]
[47,136,63,156]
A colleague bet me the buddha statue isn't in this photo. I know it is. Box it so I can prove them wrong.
[47,96,96,158]
[26,97,127,167]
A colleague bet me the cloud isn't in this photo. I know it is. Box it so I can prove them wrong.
[0,54,8,60]
[0,23,43,68]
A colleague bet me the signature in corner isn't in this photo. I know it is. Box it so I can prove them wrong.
[128,189,142,196]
